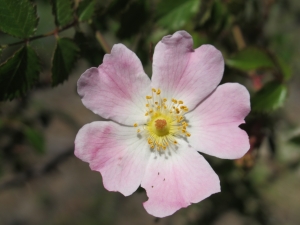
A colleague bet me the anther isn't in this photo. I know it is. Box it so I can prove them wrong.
[143,88,191,151]
[133,123,138,127]
[177,116,183,122]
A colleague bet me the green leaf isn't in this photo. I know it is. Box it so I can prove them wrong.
[0,46,40,101]
[51,38,80,86]
[276,55,292,81]
[0,0,39,38]
[191,32,209,48]
[24,127,45,154]
[288,136,300,146]
[251,81,287,112]
[209,0,228,33]
[77,0,96,22]
[52,0,73,27]
[116,1,148,39]
[157,0,200,31]
[74,32,104,66]
[226,47,275,71]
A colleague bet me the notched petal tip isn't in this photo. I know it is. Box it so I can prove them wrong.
[75,121,151,197]
[197,44,224,66]
[77,67,100,98]
[161,30,193,51]
[141,146,221,218]
[162,30,192,41]
[101,43,129,65]
[106,43,127,56]
[237,83,251,115]
[186,82,251,159]
[76,40,151,125]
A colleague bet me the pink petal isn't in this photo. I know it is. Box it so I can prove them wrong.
[186,83,250,159]
[75,121,150,196]
[151,31,224,110]
[77,44,151,126]
[141,140,220,218]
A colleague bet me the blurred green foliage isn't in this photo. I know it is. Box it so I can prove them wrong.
[251,81,287,112]
[77,0,96,22]
[23,126,45,154]
[0,0,293,104]
[226,47,275,71]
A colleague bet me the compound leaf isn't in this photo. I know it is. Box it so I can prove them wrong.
[51,38,79,86]
[0,0,39,38]
[0,45,40,101]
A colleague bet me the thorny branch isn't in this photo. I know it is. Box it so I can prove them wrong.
[2,20,78,48]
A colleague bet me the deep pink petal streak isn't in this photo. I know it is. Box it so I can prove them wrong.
[77,44,151,125]
[186,83,250,159]
[141,140,220,218]
[75,121,150,196]
[151,31,224,111]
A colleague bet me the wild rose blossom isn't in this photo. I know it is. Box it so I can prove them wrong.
[74,31,250,218]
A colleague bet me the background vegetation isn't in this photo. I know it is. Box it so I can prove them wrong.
[0,0,300,224]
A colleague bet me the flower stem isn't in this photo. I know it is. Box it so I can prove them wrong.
[5,20,78,47]
[95,31,111,53]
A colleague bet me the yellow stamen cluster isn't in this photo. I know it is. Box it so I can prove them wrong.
[134,88,191,151]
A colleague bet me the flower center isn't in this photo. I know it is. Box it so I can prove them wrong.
[155,119,167,131]
[151,116,169,136]
[133,88,191,151]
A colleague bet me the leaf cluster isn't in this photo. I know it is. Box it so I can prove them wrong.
[0,0,97,101]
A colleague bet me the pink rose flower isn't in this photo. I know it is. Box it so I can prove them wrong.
[75,31,250,218]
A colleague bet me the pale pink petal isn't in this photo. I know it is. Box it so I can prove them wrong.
[186,83,250,159]
[141,140,220,218]
[151,31,224,110]
[74,121,151,196]
[77,44,151,126]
